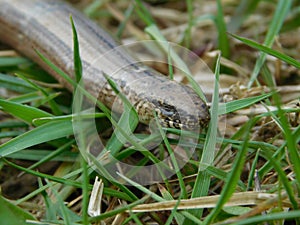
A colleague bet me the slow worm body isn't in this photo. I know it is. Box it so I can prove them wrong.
[0,0,210,129]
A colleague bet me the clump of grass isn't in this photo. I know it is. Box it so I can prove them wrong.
[0,0,299,224]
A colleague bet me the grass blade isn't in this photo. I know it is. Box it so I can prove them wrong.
[232,210,300,225]
[229,33,300,69]
[215,0,230,58]
[0,73,35,93]
[246,0,292,87]
[218,92,275,115]
[15,72,62,115]
[70,16,82,84]
[203,120,254,224]
[186,52,221,223]
[145,25,207,102]
[0,99,53,124]
[0,120,74,157]
[0,57,30,67]
[0,195,36,225]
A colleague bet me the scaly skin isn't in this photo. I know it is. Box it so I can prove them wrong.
[0,0,210,129]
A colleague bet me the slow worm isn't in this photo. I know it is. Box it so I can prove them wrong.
[0,0,210,129]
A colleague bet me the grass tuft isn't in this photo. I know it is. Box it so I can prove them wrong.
[0,0,299,224]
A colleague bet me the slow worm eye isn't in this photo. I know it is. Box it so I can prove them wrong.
[160,107,175,117]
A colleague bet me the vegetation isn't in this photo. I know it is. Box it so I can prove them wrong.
[0,0,299,224]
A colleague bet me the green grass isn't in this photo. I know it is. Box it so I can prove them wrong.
[0,0,300,224]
